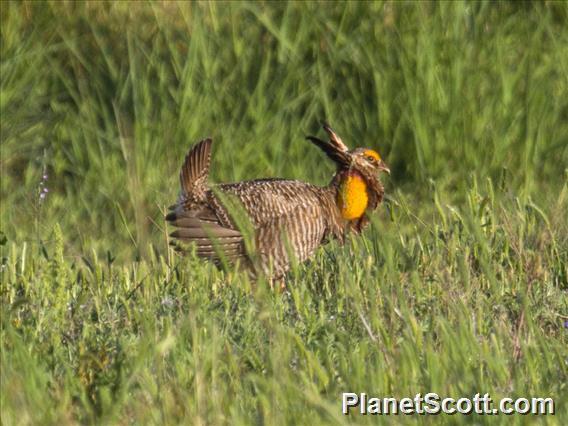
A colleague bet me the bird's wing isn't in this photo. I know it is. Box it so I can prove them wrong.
[211,181,332,277]
[218,180,325,228]
[253,202,327,278]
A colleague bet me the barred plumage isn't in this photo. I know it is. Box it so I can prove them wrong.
[166,124,390,282]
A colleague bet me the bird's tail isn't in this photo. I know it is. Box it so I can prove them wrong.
[179,138,213,198]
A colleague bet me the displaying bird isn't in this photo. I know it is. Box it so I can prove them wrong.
[166,124,390,283]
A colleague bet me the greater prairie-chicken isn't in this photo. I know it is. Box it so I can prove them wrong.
[166,124,390,282]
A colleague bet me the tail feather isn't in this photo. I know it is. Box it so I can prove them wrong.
[168,137,249,265]
[166,209,246,262]
[180,138,212,199]
[170,227,242,241]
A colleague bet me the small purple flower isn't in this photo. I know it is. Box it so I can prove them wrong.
[38,172,49,202]
[564,320,568,329]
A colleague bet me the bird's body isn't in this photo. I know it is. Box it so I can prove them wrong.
[166,125,389,282]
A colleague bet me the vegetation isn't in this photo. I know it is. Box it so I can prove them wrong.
[1,1,567,424]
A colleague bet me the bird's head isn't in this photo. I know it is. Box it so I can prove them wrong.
[306,123,390,179]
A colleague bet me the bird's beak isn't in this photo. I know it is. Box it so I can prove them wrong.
[379,160,391,175]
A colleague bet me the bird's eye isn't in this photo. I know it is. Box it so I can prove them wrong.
[366,155,376,163]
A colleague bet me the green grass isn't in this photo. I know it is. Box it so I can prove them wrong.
[1,1,567,424]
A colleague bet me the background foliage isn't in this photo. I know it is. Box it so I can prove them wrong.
[1,1,567,424]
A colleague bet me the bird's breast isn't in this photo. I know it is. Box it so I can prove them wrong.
[337,172,368,220]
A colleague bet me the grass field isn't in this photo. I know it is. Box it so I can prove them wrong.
[1,1,567,424]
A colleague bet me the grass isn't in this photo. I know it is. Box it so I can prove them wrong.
[1,1,567,424]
